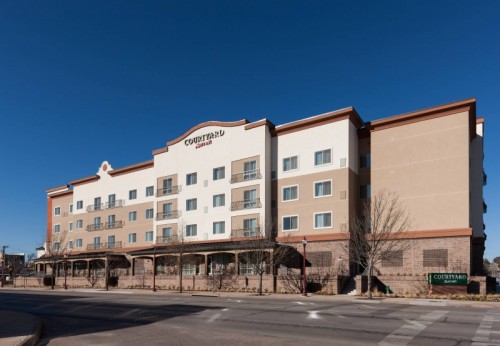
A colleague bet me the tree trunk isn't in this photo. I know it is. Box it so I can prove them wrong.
[178,255,183,293]
[105,255,109,291]
[367,264,372,299]
[259,272,263,295]
[51,262,55,290]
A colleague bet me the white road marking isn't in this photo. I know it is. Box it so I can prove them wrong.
[307,311,320,320]
[472,311,500,346]
[378,310,448,346]
[207,313,221,323]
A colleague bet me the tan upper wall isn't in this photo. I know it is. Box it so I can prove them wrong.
[371,110,471,230]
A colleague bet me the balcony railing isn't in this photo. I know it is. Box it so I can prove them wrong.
[105,220,124,229]
[156,235,178,244]
[156,185,180,197]
[86,203,103,212]
[86,223,104,231]
[156,210,181,221]
[230,169,262,184]
[231,227,262,238]
[86,241,123,251]
[230,198,261,211]
[105,199,125,209]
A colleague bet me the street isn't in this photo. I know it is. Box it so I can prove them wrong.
[0,289,499,345]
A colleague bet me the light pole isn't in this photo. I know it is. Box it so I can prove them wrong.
[302,237,307,297]
[63,254,68,290]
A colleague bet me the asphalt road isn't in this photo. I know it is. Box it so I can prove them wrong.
[0,289,499,345]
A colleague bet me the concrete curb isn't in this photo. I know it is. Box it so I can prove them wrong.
[19,318,42,346]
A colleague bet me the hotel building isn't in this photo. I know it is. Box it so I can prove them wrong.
[39,98,486,292]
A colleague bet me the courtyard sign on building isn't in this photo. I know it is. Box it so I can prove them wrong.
[428,273,468,286]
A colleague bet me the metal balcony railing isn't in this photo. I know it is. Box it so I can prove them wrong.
[86,223,104,231]
[105,199,125,209]
[104,241,122,249]
[156,185,180,197]
[231,227,262,238]
[86,203,103,212]
[156,210,181,221]
[156,235,178,244]
[230,198,261,211]
[104,220,124,229]
[230,169,262,183]
[87,243,103,250]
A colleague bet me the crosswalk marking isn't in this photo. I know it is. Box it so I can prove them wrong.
[378,310,448,346]
[472,311,500,346]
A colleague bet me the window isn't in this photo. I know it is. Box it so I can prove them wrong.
[314,212,332,228]
[53,242,60,251]
[146,186,154,197]
[69,222,73,231]
[76,239,82,248]
[213,166,225,180]
[108,194,116,208]
[283,216,298,231]
[162,203,173,218]
[360,154,371,168]
[282,185,298,201]
[243,189,257,208]
[93,217,101,228]
[243,160,257,180]
[314,181,332,197]
[162,178,173,194]
[107,235,116,248]
[162,227,173,239]
[283,156,298,171]
[145,208,154,219]
[213,221,225,235]
[94,197,101,210]
[76,220,83,229]
[68,240,73,250]
[213,194,225,207]
[145,231,154,242]
[128,233,137,243]
[76,200,83,210]
[186,224,197,237]
[129,211,137,221]
[186,198,197,211]
[314,149,332,166]
[93,237,101,249]
[129,189,137,200]
[69,204,73,214]
[54,207,61,216]
[243,218,257,236]
[360,184,371,199]
[108,215,116,228]
[54,224,60,233]
[186,172,197,186]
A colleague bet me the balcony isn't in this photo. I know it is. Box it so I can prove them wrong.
[156,235,178,244]
[86,204,103,212]
[231,227,262,238]
[156,185,180,197]
[86,241,123,251]
[156,210,181,221]
[230,198,261,211]
[230,169,262,184]
[105,220,124,229]
[86,223,104,232]
[105,199,125,209]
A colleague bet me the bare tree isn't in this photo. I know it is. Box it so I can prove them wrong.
[343,189,412,299]
[169,220,189,293]
[44,231,70,290]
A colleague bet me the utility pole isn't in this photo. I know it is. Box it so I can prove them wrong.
[1,245,9,288]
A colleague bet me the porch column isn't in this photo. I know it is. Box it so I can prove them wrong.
[86,260,90,277]
[235,252,239,275]
[204,254,208,275]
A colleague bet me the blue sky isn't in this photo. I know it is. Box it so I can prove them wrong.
[0,1,498,260]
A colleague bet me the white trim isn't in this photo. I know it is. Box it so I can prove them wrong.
[314,148,333,167]
[282,184,299,202]
[282,155,299,173]
[313,211,333,229]
[282,215,299,232]
[313,179,333,198]
[53,223,61,233]
[53,206,61,216]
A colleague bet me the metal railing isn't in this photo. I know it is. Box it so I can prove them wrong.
[105,199,125,209]
[156,185,180,197]
[104,220,124,229]
[87,243,103,250]
[86,223,104,231]
[156,235,178,244]
[86,241,123,251]
[156,210,181,221]
[231,227,262,238]
[86,203,103,212]
[230,198,261,211]
[230,169,262,183]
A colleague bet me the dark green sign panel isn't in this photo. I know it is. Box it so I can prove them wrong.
[428,273,467,286]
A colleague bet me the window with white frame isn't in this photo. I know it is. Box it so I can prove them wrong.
[145,208,154,219]
[108,235,116,247]
[186,198,197,211]
[54,224,60,233]
[76,200,83,210]
[53,242,60,251]
[213,221,225,234]
[145,231,154,242]
[243,189,257,208]
[283,155,298,172]
[54,207,61,216]
[76,220,83,229]
[314,149,332,166]
[314,180,332,197]
[69,222,73,231]
[128,233,137,243]
[69,204,73,214]
[243,218,257,236]
[282,185,298,201]
[213,166,225,180]
[186,224,197,237]
[213,194,225,207]
[146,186,154,197]
[283,216,299,231]
[314,212,332,228]
[129,189,137,200]
[76,239,82,248]
[68,240,73,250]
[243,160,257,180]
[186,172,197,186]
[162,227,172,239]
[129,211,137,221]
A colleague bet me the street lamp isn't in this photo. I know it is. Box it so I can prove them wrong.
[302,237,307,297]
[64,254,68,290]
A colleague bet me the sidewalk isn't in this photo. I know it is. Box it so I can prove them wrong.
[0,310,41,346]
